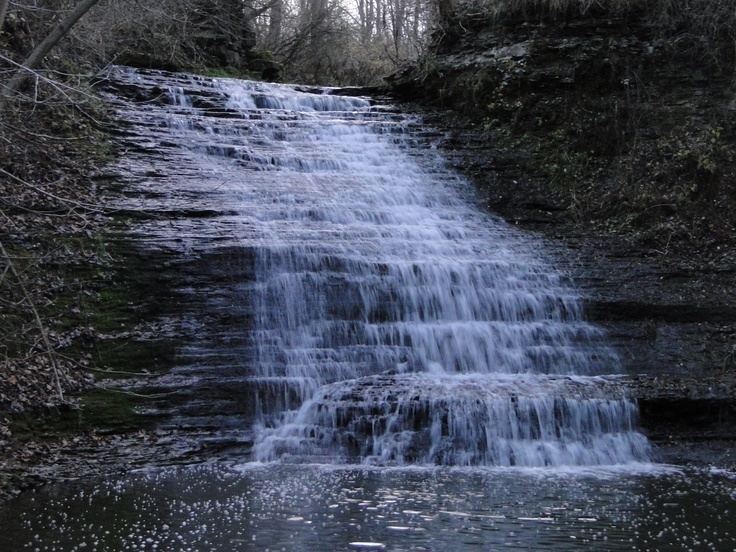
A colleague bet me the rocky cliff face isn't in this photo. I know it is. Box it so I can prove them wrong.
[388,5,736,441]
[391,7,736,244]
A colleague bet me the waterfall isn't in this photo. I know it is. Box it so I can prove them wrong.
[106,67,650,467]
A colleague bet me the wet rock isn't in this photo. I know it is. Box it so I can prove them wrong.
[389,6,736,386]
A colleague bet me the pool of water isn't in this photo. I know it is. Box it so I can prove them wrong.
[2,463,734,551]
[18,67,729,552]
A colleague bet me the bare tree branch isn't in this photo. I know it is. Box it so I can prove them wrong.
[4,0,101,97]
[0,240,65,402]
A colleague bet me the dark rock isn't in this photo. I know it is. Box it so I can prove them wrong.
[261,65,281,82]
[389,5,736,385]
[387,4,736,453]
[115,52,182,73]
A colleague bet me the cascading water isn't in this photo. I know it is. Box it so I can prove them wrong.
[108,67,650,467]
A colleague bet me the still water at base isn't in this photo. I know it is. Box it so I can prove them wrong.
[2,463,734,551]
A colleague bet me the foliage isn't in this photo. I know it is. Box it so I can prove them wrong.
[669,126,728,177]
[1,0,438,87]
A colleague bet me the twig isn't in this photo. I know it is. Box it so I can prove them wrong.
[0,119,87,142]
[0,239,64,402]
[0,207,19,230]
[0,167,106,212]
[0,53,106,127]
[0,263,10,287]
[94,386,178,399]
[55,352,159,378]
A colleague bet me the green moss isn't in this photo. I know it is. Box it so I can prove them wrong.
[92,339,175,381]
[9,408,83,442]
[10,381,158,440]
[249,49,275,62]
[80,389,145,432]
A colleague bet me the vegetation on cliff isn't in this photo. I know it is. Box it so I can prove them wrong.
[393,0,736,252]
[1,23,112,447]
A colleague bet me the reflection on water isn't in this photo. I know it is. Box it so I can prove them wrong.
[1,464,734,550]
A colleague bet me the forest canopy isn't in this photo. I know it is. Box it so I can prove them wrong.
[2,0,736,90]
[1,0,442,87]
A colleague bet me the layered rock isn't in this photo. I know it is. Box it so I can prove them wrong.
[388,4,736,379]
[387,3,736,441]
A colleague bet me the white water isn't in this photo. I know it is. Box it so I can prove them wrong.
[115,68,650,467]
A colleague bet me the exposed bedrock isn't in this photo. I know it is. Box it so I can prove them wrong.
[385,6,736,443]
[251,372,734,464]
[387,12,736,375]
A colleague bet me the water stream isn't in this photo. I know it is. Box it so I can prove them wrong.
[163,68,649,467]
[118,67,651,467]
[2,68,733,550]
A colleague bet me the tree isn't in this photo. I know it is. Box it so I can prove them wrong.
[267,0,283,48]
[437,0,455,23]
[0,0,9,32]
[3,0,101,97]
[189,0,257,67]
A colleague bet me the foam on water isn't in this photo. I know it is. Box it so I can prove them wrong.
[254,374,650,466]
[108,67,650,467]
[6,463,732,551]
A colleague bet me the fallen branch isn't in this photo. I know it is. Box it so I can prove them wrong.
[88,367,160,378]
[93,386,178,399]
[55,353,159,379]
[0,167,106,212]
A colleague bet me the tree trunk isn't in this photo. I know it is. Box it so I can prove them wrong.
[357,0,368,43]
[412,0,421,45]
[267,0,283,49]
[437,0,455,23]
[0,0,9,33]
[4,0,101,97]
[366,0,375,40]
[240,0,257,50]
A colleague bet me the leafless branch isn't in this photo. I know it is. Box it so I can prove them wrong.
[0,239,65,402]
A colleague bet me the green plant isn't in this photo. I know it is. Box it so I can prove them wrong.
[671,126,726,176]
